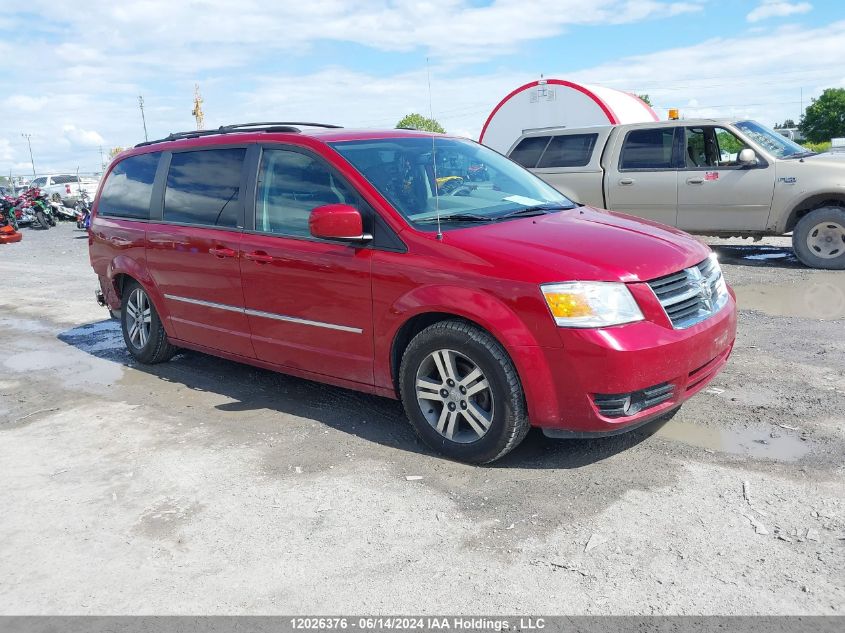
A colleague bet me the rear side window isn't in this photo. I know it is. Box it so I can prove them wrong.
[619,128,676,170]
[98,153,160,219]
[164,148,246,227]
[52,175,76,184]
[537,134,598,168]
[508,136,550,168]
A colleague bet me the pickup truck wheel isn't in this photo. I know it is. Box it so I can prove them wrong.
[399,320,529,464]
[120,281,176,364]
[793,207,845,270]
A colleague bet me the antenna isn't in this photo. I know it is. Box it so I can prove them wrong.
[138,96,148,142]
[426,58,442,241]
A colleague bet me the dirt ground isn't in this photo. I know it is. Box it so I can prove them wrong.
[0,222,842,615]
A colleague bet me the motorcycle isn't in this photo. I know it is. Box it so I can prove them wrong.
[75,191,92,229]
[15,187,54,229]
[467,162,489,182]
[50,192,76,222]
[1,195,19,230]
[0,198,22,243]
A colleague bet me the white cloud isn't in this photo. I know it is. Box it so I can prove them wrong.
[747,1,812,23]
[4,95,50,112]
[62,125,105,147]
[0,139,13,162]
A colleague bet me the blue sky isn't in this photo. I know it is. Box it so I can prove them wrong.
[1,0,843,175]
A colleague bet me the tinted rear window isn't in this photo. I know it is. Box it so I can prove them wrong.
[537,134,598,168]
[164,149,245,227]
[52,175,76,184]
[508,136,550,168]
[619,128,676,169]
[98,153,160,219]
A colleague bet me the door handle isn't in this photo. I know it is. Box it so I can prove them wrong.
[686,177,704,184]
[244,250,274,264]
[209,246,237,258]
[619,178,634,185]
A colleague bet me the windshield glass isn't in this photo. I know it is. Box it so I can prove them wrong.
[735,120,810,159]
[329,136,574,229]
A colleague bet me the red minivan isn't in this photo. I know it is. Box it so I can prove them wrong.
[89,122,737,463]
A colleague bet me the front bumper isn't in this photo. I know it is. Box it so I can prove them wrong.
[526,291,737,434]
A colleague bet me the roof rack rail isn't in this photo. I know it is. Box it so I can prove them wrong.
[134,121,343,148]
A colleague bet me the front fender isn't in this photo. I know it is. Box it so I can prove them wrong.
[375,284,563,425]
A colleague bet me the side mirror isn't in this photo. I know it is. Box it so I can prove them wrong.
[738,148,758,166]
[309,204,371,242]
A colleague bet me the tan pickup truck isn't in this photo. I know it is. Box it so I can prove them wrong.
[506,119,845,269]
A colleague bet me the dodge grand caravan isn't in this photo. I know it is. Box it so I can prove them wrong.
[89,122,737,463]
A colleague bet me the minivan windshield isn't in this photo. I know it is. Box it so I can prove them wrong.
[330,136,575,229]
[734,120,812,159]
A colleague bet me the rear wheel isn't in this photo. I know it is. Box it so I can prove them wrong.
[792,207,845,270]
[399,320,529,464]
[120,281,177,364]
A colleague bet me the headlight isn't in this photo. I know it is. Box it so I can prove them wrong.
[541,282,644,328]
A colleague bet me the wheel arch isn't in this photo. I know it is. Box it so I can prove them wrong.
[783,193,845,233]
[381,285,562,425]
[105,257,171,324]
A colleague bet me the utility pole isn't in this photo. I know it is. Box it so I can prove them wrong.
[21,133,36,177]
[138,95,148,141]
[98,145,105,169]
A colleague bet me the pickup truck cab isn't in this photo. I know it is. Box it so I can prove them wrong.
[90,123,736,463]
[507,119,845,269]
[30,174,100,207]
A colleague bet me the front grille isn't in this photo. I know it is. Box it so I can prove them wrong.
[647,256,729,329]
[593,382,674,418]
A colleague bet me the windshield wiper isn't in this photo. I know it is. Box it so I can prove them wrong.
[785,151,817,159]
[497,203,578,219]
[415,212,493,225]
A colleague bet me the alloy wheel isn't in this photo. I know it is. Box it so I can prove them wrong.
[125,288,152,350]
[415,348,494,443]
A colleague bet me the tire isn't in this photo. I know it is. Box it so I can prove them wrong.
[792,206,845,270]
[35,210,50,230]
[120,281,177,364]
[399,320,529,464]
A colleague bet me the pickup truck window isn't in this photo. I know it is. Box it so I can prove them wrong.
[537,134,598,168]
[735,120,810,159]
[685,127,750,168]
[508,136,551,168]
[619,128,676,170]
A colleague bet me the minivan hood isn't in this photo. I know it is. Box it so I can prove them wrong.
[441,206,711,283]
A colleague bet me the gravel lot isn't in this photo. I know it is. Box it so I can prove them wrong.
[0,222,843,615]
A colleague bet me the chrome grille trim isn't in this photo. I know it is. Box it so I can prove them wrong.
[647,256,729,329]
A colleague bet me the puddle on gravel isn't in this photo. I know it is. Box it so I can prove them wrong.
[734,273,845,320]
[655,419,811,461]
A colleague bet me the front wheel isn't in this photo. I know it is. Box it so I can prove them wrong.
[792,207,845,270]
[120,281,177,364]
[35,210,50,229]
[399,320,530,464]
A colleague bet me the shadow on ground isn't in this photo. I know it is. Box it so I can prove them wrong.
[57,319,666,470]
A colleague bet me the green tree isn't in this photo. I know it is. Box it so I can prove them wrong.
[799,88,845,142]
[637,94,652,106]
[396,113,445,133]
